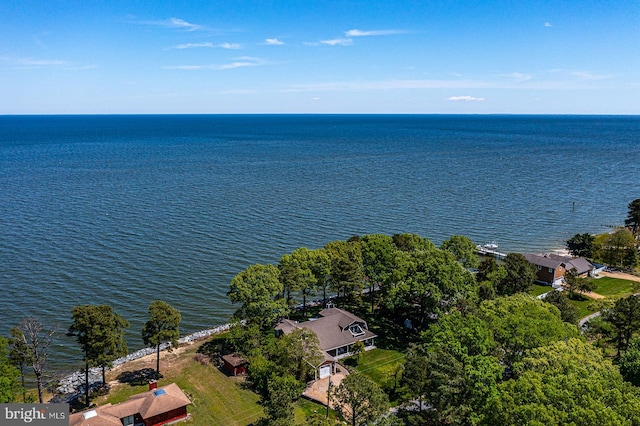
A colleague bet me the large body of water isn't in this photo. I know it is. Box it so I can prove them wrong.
[1,114,639,370]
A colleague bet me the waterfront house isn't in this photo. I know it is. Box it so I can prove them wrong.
[524,253,595,287]
[276,307,377,379]
[69,383,190,426]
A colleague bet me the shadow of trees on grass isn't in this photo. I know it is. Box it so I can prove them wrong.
[116,368,160,386]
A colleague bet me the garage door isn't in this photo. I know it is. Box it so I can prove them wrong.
[319,365,332,379]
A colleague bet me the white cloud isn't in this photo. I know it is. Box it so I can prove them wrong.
[0,56,96,70]
[169,42,241,50]
[264,38,284,45]
[219,43,241,49]
[505,72,532,82]
[446,96,485,101]
[129,17,203,31]
[319,38,353,46]
[167,18,201,31]
[171,42,215,49]
[544,22,553,27]
[163,56,266,70]
[568,70,610,80]
[345,29,405,37]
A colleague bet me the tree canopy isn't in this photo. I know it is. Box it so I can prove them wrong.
[567,233,595,258]
[625,198,640,235]
[142,300,181,376]
[483,339,640,425]
[332,373,389,426]
[440,235,479,269]
[479,294,580,368]
[69,305,129,406]
[228,263,288,329]
[496,253,537,295]
[0,336,21,403]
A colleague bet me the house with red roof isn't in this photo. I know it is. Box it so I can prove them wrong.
[69,383,190,426]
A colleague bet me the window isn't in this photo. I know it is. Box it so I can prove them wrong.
[548,268,553,273]
[122,415,135,426]
[349,324,365,337]
[537,265,542,270]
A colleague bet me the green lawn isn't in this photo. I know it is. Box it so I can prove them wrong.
[102,347,263,426]
[593,276,638,299]
[294,397,339,424]
[530,284,552,297]
[567,297,598,320]
[350,348,406,405]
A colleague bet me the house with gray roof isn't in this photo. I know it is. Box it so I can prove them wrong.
[524,253,595,287]
[276,307,377,379]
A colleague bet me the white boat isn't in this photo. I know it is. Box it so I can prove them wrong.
[481,241,498,250]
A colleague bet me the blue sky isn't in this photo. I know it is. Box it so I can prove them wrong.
[1,1,639,114]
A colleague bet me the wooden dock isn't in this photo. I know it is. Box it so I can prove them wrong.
[476,245,507,260]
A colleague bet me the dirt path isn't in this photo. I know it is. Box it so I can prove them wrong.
[580,290,606,299]
[599,271,640,283]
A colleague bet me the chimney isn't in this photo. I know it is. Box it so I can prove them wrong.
[149,380,158,391]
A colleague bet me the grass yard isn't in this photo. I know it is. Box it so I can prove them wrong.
[593,276,638,299]
[99,342,263,426]
[294,397,339,424]
[530,284,552,297]
[349,348,406,405]
[567,297,598,320]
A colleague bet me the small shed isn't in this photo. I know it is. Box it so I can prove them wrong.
[222,353,247,376]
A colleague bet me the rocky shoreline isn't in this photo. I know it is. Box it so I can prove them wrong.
[54,323,232,399]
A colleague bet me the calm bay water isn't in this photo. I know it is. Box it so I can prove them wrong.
[1,114,639,370]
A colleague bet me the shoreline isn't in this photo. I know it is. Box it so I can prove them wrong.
[54,322,232,399]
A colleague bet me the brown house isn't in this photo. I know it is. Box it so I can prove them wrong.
[524,253,594,287]
[69,383,190,426]
[276,307,377,379]
[222,353,247,376]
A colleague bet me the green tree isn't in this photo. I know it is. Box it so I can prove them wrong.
[262,374,303,426]
[392,233,435,252]
[361,234,399,313]
[228,263,288,329]
[476,257,506,301]
[599,228,638,269]
[309,248,331,308]
[542,291,580,324]
[563,267,582,299]
[620,339,640,387]
[483,339,640,425]
[11,317,56,403]
[440,235,479,269]
[417,311,501,425]
[566,233,595,258]
[278,252,301,307]
[246,353,278,398]
[278,328,323,382]
[497,253,537,295]
[625,198,640,235]
[479,294,580,369]
[402,346,430,416]
[69,305,129,407]
[8,327,29,402]
[332,373,388,426]
[388,248,477,323]
[0,336,21,403]
[142,300,181,377]
[602,295,640,357]
[325,240,364,307]
[349,341,365,366]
